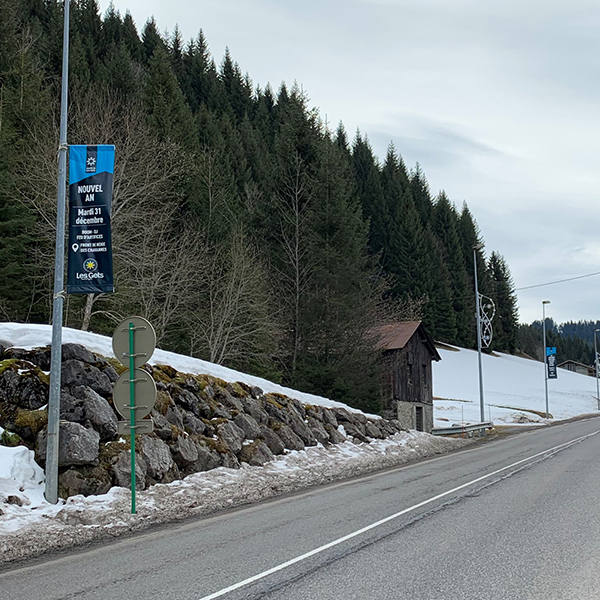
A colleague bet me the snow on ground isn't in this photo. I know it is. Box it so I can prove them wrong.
[433,345,600,427]
[0,432,469,563]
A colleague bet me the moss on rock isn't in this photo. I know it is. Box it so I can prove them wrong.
[14,408,48,438]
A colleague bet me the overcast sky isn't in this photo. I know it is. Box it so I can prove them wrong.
[99,0,600,325]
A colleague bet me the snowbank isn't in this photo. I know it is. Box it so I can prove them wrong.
[0,432,469,563]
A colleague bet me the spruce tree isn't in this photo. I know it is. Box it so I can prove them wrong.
[431,192,471,345]
[488,252,519,353]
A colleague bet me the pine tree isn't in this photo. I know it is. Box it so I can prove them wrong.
[352,132,386,257]
[431,192,470,345]
[488,252,519,353]
[143,45,197,150]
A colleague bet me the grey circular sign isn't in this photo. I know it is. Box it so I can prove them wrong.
[112,316,156,368]
[113,368,157,420]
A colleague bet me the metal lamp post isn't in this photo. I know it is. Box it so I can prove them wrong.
[45,0,71,504]
[542,301,551,419]
[473,243,485,422]
[595,329,600,410]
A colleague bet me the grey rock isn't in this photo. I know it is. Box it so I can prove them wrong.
[365,420,385,439]
[37,422,100,467]
[376,419,397,436]
[139,436,173,479]
[183,412,206,435]
[352,411,368,425]
[101,366,119,383]
[192,443,222,472]
[22,347,51,370]
[234,413,262,439]
[275,424,305,451]
[308,417,330,445]
[170,436,198,467]
[217,421,246,454]
[220,452,240,469]
[219,390,244,412]
[325,423,347,444]
[250,386,263,399]
[59,392,85,422]
[0,369,48,410]
[79,387,118,441]
[333,407,354,424]
[239,441,274,466]
[184,377,200,393]
[290,399,307,419]
[285,410,317,446]
[264,402,287,423]
[321,408,338,428]
[62,343,96,364]
[173,388,201,416]
[61,360,112,397]
[166,404,185,430]
[160,462,181,484]
[212,404,232,420]
[259,424,286,455]
[151,410,173,441]
[240,397,269,424]
[342,422,369,443]
[112,450,147,490]
[59,468,112,498]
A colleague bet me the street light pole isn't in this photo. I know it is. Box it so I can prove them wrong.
[45,0,71,504]
[473,244,485,422]
[594,329,600,410]
[542,301,551,419]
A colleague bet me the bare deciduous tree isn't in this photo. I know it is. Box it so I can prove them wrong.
[186,224,276,368]
[11,89,195,337]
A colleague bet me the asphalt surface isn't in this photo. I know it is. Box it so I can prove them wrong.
[3,417,600,600]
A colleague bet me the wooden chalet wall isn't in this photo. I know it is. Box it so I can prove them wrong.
[382,331,433,412]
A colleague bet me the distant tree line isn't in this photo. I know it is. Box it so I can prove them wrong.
[0,0,520,411]
[518,320,600,366]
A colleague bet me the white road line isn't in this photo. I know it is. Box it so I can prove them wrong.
[198,429,600,600]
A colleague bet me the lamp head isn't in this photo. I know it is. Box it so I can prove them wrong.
[542,300,551,305]
[473,242,485,250]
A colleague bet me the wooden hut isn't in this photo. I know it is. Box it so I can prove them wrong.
[374,321,441,432]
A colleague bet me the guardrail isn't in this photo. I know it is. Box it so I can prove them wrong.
[431,421,494,438]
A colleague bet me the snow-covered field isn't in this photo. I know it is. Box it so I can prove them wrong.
[434,345,599,426]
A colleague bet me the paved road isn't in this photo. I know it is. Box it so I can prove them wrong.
[3,417,600,600]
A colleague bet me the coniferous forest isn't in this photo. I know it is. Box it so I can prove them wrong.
[0,0,521,412]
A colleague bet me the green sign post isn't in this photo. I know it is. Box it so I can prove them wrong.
[112,317,157,514]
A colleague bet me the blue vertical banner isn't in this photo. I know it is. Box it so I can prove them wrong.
[67,145,115,294]
[546,346,558,379]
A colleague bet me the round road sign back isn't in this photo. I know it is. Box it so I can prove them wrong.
[112,316,156,368]
[113,368,157,420]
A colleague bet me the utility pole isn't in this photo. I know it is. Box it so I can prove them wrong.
[542,300,550,419]
[45,0,70,504]
[473,243,485,423]
[595,329,600,410]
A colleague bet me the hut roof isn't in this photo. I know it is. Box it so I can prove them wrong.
[373,321,441,361]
